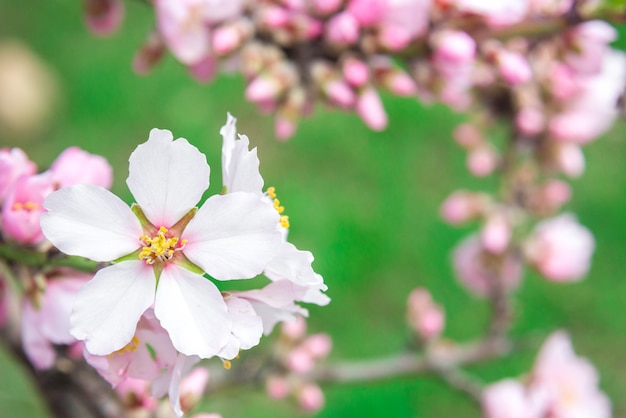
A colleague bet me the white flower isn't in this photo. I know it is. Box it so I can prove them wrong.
[41,128,282,358]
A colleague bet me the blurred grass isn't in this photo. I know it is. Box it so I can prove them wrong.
[1,1,626,417]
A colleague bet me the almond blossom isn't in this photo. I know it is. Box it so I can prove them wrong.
[41,127,283,358]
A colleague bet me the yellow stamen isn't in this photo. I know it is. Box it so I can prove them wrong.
[12,201,39,211]
[138,226,185,265]
[223,359,232,370]
[266,186,289,228]
[109,336,140,357]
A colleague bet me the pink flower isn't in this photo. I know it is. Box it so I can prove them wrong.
[41,127,283,357]
[406,288,445,340]
[482,379,544,418]
[48,146,113,189]
[532,332,611,418]
[84,0,124,37]
[453,234,522,297]
[525,214,594,282]
[85,309,178,387]
[155,0,244,65]
[22,273,90,369]
[2,173,53,245]
[0,147,37,203]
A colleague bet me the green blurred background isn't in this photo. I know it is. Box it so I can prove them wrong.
[1,1,625,417]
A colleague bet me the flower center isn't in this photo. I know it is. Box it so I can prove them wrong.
[138,226,187,265]
[12,201,39,212]
[109,336,140,357]
[266,186,290,229]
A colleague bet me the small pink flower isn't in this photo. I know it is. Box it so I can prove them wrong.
[297,382,325,413]
[84,0,124,36]
[2,173,53,245]
[356,87,388,131]
[325,12,360,46]
[482,379,542,418]
[496,51,532,85]
[532,332,611,418]
[525,214,594,282]
[453,234,522,297]
[407,288,445,340]
[0,147,37,203]
[48,146,113,189]
[22,273,90,369]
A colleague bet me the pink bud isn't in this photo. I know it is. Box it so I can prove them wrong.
[2,173,53,244]
[385,71,417,96]
[297,383,325,413]
[481,214,511,254]
[516,107,544,136]
[525,214,594,282]
[132,32,165,76]
[261,6,289,28]
[378,26,412,51]
[275,115,297,141]
[311,0,343,15]
[555,143,585,178]
[325,79,356,108]
[453,123,483,148]
[266,375,290,399]
[180,367,210,400]
[49,147,113,189]
[212,26,242,56]
[343,57,369,87]
[301,334,332,358]
[453,235,522,297]
[356,87,388,131]
[188,56,218,83]
[0,147,37,203]
[347,0,386,26]
[287,347,315,373]
[468,146,498,177]
[325,12,360,46]
[496,51,532,85]
[432,30,476,64]
[84,0,124,36]
[246,76,282,102]
[407,288,445,340]
[440,190,482,225]
[282,316,307,340]
[541,179,571,209]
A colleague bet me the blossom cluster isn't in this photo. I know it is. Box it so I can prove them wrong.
[1,114,328,416]
[83,0,622,141]
[482,331,611,418]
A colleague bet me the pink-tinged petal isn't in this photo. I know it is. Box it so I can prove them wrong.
[163,354,201,417]
[183,192,282,280]
[154,266,231,358]
[71,261,156,355]
[41,184,141,262]
[49,146,113,189]
[265,242,323,286]
[40,276,90,344]
[127,129,210,227]
[218,296,263,359]
[22,302,56,369]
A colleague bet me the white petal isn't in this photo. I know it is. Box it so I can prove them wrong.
[127,129,210,227]
[218,296,262,359]
[265,242,324,286]
[154,266,231,358]
[41,184,141,261]
[71,261,156,355]
[183,192,282,280]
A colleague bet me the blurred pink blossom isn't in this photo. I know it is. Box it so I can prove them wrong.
[84,0,124,36]
[525,214,594,282]
[48,146,113,189]
[407,288,445,340]
[0,147,37,203]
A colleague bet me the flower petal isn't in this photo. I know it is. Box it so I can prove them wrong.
[41,184,141,262]
[220,113,264,194]
[218,296,263,359]
[154,266,231,358]
[183,192,282,280]
[126,129,210,227]
[70,261,156,355]
[265,242,324,286]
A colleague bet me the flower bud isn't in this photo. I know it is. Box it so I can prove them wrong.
[84,0,124,36]
[297,383,325,413]
[325,12,360,46]
[356,87,388,130]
